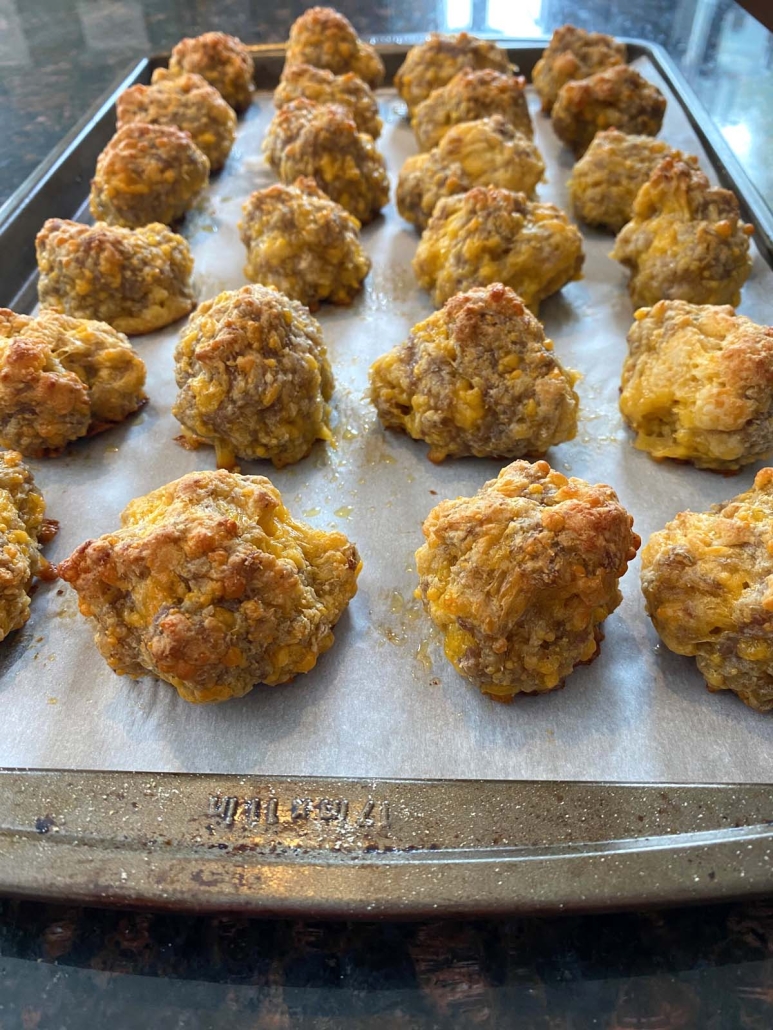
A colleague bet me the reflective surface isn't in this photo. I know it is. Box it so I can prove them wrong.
[3,898,773,1027]
[0,0,770,209]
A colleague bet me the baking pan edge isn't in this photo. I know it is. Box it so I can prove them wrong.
[1,770,773,917]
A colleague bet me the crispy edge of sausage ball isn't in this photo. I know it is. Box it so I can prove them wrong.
[0,449,56,641]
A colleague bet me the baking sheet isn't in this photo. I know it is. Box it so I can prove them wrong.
[3,56,773,783]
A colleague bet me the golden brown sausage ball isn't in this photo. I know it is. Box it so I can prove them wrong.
[611,158,754,308]
[264,101,389,224]
[397,115,545,231]
[36,218,195,336]
[116,68,236,172]
[172,285,333,469]
[532,24,626,114]
[394,32,512,115]
[567,129,696,233]
[239,178,370,310]
[369,283,578,462]
[284,7,384,89]
[412,67,532,152]
[0,450,55,641]
[551,65,666,157]
[58,469,361,703]
[416,459,640,700]
[0,309,146,457]
[168,32,254,112]
[89,123,209,229]
[641,468,773,712]
[413,185,584,311]
[620,300,773,470]
[274,62,382,139]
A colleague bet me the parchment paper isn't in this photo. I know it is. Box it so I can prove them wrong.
[4,57,773,782]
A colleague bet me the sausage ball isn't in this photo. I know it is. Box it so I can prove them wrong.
[611,158,754,308]
[0,309,146,457]
[641,467,773,712]
[284,7,384,89]
[552,65,666,157]
[416,459,640,700]
[620,300,773,470]
[413,186,584,311]
[394,32,512,115]
[274,62,382,139]
[369,284,578,462]
[58,469,361,703]
[172,285,334,469]
[0,451,56,642]
[90,123,209,229]
[168,32,254,112]
[412,68,532,152]
[239,178,370,310]
[264,101,389,224]
[568,129,696,233]
[532,25,627,114]
[397,115,545,231]
[36,218,195,336]
[116,68,236,172]
[242,178,373,309]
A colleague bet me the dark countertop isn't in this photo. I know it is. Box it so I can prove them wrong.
[1,2,772,1026]
[3,897,773,1027]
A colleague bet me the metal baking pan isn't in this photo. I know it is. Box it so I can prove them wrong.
[0,41,772,918]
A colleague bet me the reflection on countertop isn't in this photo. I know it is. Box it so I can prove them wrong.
[0,0,770,209]
[3,896,773,1026]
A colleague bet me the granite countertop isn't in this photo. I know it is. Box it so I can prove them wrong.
[1,1,772,1025]
[3,897,773,1026]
